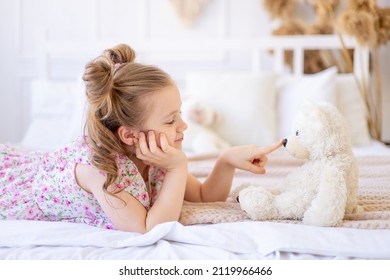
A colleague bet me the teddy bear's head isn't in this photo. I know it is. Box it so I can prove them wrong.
[283,100,352,160]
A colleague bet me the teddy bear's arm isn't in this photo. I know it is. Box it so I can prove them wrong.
[302,166,347,227]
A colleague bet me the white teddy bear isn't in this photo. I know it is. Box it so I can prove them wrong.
[238,100,361,227]
[182,98,230,153]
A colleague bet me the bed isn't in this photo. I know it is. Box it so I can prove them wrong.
[1,32,390,261]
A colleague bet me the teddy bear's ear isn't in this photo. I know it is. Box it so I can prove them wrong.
[297,100,337,127]
[301,100,337,117]
[298,99,320,117]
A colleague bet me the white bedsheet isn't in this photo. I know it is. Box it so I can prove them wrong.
[1,140,389,260]
[1,219,389,259]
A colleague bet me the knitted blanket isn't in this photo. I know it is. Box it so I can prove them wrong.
[180,152,390,229]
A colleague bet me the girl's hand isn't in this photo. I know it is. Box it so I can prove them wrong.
[219,140,283,174]
[135,131,187,171]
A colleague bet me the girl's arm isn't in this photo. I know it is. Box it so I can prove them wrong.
[89,132,188,233]
[184,141,283,202]
[92,166,187,233]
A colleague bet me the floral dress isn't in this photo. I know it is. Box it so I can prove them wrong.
[0,137,166,230]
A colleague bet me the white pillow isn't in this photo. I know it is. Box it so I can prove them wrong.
[277,67,371,146]
[185,72,278,147]
[21,79,86,150]
[336,74,371,146]
[277,67,338,138]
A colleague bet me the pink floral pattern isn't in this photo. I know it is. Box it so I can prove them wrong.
[0,137,165,230]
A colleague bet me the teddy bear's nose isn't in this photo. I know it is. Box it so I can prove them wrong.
[282,139,288,147]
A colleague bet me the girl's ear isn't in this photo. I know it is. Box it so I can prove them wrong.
[118,126,138,146]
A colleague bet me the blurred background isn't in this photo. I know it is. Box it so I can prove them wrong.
[0,0,389,146]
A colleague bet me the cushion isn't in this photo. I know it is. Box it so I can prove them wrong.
[277,67,371,146]
[277,67,338,138]
[335,74,371,146]
[185,72,278,147]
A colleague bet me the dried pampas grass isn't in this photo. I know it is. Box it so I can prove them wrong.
[263,0,295,20]
[337,0,390,140]
[312,0,339,23]
[377,8,390,45]
[262,0,389,140]
[339,0,390,47]
[338,10,377,47]
[271,19,307,35]
[347,0,377,12]
[306,22,334,35]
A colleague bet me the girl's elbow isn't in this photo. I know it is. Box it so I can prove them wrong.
[200,188,228,202]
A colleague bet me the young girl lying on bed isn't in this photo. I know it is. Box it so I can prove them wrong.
[0,44,282,233]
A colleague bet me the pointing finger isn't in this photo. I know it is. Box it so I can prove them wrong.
[258,139,283,155]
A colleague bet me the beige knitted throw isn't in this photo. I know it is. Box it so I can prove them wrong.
[179,152,390,229]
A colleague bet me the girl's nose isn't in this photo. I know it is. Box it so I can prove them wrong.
[179,117,188,132]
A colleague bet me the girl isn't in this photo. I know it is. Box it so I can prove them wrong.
[0,44,282,233]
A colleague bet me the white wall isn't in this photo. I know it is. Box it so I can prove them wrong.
[0,0,389,144]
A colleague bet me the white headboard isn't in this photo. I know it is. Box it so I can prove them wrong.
[35,28,369,81]
[27,29,371,151]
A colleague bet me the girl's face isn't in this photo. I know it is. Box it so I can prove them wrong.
[140,84,187,150]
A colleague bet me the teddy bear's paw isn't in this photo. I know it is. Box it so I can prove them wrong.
[238,186,277,220]
[302,210,342,227]
[346,204,364,215]
[354,205,364,214]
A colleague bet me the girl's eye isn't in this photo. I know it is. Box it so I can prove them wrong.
[166,111,182,125]
[295,130,299,136]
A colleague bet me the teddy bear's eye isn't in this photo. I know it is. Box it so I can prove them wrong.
[295,130,299,136]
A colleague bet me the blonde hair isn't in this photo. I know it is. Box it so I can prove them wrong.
[82,44,172,192]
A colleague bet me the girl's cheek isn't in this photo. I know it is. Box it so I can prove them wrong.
[166,132,176,146]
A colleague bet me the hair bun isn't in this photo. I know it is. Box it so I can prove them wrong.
[104,44,136,65]
[82,44,136,103]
